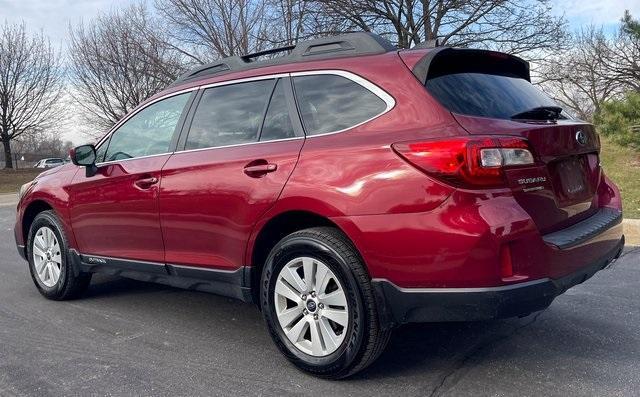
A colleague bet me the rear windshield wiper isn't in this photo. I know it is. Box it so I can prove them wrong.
[510,106,563,121]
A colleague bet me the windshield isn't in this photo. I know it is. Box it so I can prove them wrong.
[425,72,563,120]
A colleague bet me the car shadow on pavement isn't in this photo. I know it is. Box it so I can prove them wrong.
[81,273,638,386]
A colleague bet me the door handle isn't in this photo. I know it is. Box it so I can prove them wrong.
[243,162,277,177]
[134,176,159,189]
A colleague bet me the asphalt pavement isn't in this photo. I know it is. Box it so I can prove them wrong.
[1,204,638,396]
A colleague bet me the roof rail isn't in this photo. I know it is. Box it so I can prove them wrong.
[240,45,296,62]
[171,32,396,86]
[413,38,440,50]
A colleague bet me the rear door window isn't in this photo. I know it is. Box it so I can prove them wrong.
[185,79,274,150]
[425,73,561,120]
[293,74,387,135]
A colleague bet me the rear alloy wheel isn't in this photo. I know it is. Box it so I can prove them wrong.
[274,256,349,357]
[261,227,391,379]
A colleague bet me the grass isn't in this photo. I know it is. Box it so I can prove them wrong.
[0,168,42,194]
[600,137,640,218]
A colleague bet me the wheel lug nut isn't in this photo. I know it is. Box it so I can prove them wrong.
[311,291,316,298]
[301,294,307,300]
[318,303,324,309]
[303,309,308,315]
[313,314,318,320]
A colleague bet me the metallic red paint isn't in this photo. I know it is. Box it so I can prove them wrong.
[159,139,304,270]
[14,47,624,297]
[67,155,169,262]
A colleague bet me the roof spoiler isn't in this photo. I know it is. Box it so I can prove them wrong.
[411,47,531,84]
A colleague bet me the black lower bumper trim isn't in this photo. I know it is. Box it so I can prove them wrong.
[67,250,253,302]
[543,207,622,249]
[14,226,27,260]
[373,236,625,325]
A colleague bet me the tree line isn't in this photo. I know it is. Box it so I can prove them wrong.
[0,0,638,168]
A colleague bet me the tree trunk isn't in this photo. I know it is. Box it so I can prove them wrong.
[2,139,13,169]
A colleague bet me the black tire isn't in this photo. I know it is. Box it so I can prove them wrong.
[260,227,390,379]
[27,210,91,300]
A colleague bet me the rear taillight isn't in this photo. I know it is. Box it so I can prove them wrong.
[392,136,535,188]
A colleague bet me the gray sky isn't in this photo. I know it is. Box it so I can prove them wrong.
[1,0,639,144]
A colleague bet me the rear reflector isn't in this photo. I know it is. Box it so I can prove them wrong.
[392,136,534,188]
[500,244,514,278]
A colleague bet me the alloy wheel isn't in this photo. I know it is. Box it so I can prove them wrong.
[274,256,350,357]
[32,226,62,288]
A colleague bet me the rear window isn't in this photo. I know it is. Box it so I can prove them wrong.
[425,73,561,120]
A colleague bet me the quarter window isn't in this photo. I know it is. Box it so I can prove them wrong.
[293,74,387,135]
[185,79,274,150]
[104,93,190,162]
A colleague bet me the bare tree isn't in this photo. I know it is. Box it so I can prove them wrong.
[13,132,73,160]
[537,27,619,121]
[155,0,271,62]
[68,3,185,134]
[0,23,62,169]
[314,0,568,55]
[263,0,311,46]
[261,0,350,46]
[604,11,640,91]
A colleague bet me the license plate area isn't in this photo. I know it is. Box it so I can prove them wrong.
[549,156,592,203]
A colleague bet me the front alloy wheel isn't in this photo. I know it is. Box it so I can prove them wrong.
[32,226,62,287]
[27,210,92,300]
[274,257,349,357]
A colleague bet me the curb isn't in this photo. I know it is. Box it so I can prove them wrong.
[624,219,640,247]
[0,193,17,207]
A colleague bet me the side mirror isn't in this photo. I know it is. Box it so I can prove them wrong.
[70,144,98,177]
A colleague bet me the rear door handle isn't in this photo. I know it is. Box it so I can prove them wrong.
[244,162,277,177]
[134,176,159,189]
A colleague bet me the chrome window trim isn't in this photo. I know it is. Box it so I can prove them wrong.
[174,136,304,155]
[198,73,289,90]
[91,70,395,164]
[290,69,396,138]
[96,151,173,166]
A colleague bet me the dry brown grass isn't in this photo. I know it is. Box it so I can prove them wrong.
[0,168,43,194]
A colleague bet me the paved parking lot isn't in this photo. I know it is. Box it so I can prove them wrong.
[1,204,638,396]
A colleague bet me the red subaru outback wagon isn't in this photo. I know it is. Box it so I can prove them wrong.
[15,33,624,378]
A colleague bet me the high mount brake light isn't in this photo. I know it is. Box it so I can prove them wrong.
[392,136,535,188]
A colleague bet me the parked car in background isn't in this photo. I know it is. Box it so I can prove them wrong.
[33,158,65,169]
[14,33,625,379]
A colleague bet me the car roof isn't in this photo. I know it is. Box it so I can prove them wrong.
[169,32,397,88]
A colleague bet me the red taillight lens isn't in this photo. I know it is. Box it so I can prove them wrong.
[392,136,534,188]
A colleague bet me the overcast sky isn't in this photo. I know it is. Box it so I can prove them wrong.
[1,0,639,143]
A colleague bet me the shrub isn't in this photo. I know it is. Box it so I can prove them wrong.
[594,91,640,148]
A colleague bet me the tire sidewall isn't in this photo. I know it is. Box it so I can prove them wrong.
[27,212,70,298]
[261,234,367,375]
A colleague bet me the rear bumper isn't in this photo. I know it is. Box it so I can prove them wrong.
[373,235,625,326]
